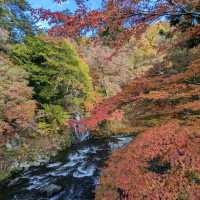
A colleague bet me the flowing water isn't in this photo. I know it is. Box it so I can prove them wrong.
[0,135,133,200]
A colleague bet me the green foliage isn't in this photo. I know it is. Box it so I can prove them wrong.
[11,35,93,134]
[43,104,69,125]
[38,105,69,135]
[11,36,93,107]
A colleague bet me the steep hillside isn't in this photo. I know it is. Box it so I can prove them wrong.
[94,38,200,199]
[0,34,93,180]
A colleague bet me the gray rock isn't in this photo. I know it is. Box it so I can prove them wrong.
[5,142,12,150]
[6,135,21,150]
[40,184,62,197]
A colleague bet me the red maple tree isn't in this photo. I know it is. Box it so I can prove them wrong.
[33,0,200,46]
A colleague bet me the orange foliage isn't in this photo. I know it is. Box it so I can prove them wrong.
[84,92,103,112]
[3,82,36,132]
[0,122,15,136]
[75,56,200,129]
[0,54,37,138]
[107,110,124,121]
[92,38,200,199]
[96,121,200,200]
[177,100,200,112]
[4,102,36,130]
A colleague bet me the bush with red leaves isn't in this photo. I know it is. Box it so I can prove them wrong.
[96,121,200,200]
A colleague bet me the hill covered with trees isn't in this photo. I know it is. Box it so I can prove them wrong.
[0,0,200,199]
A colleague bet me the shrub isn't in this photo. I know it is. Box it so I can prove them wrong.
[37,104,69,135]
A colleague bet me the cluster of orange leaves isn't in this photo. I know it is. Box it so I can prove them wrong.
[1,83,36,136]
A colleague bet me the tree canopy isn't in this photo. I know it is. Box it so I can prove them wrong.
[33,0,200,46]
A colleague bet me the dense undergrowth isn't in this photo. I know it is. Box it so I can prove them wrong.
[95,78,200,198]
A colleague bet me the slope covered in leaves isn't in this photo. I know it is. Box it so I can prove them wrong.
[0,31,94,179]
[96,121,200,200]
[94,36,200,199]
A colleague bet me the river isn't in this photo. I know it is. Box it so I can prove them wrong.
[0,135,133,200]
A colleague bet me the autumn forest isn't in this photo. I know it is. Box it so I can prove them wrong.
[0,0,200,200]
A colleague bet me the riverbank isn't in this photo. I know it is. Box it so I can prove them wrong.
[0,128,72,182]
